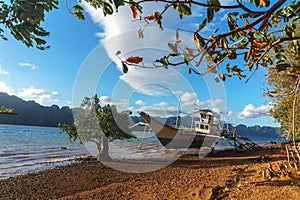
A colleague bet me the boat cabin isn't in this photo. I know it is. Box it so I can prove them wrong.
[193,109,216,134]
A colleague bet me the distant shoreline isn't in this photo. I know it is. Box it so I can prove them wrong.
[0,123,60,128]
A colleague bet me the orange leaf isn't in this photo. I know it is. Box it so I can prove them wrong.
[267,91,274,98]
[125,56,143,64]
[273,17,281,23]
[248,27,252,33]
[219,74,226,81]
[130,4,137,19]
[184,47,194,56]
[260,0,266,7]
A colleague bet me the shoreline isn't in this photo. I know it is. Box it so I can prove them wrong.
[1,144,300,199]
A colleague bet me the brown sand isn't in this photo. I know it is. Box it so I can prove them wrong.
[1,144,300,200]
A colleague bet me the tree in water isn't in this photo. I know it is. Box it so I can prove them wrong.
[59,95,135,160]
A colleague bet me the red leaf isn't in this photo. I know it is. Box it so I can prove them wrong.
[125,56,143,64]
[184,47,194,56]
[130,5,137,19]
[145,15,155,21]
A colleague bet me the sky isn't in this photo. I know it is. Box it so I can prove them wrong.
[0,0,280,127]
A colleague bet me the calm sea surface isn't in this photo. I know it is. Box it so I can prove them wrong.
[0,124,286,179]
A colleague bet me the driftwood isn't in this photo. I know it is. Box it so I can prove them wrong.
[264,142,300,179]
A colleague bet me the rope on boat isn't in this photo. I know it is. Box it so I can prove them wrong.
[220,128,263,152]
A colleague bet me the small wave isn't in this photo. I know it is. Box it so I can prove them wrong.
[44,153,63,158]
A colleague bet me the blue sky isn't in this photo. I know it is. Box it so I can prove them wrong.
[0,0,279,127]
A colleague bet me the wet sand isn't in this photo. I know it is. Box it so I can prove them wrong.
[1,144,300,200]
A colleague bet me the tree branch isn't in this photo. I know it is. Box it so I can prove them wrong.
[132,0,241,9]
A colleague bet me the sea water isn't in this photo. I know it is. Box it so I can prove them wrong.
[0,124,287,179]
[0,124,89,179]
[0,125,178,179]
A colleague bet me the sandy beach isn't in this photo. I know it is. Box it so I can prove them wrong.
[1,144,300,200]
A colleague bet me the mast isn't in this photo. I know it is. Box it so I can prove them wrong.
[190,99,197,130]
[175,98,181,128]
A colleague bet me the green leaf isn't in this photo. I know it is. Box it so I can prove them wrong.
[215,76,220,83]
[167,43,178,54]
[207,7,214,23]
[176,29,180,42]
[276,52,287,61]
[73,11,85,20]
[212,28,219,35]
[183,51,190,65]
[227,15,237,31]
[122,62,128,73]
[194,32,206,49]
[116,50,121,56]
[6,108,14,113]
[160,56,168,68]
[197,19,207,32]
[239,13,251,19]
[113,0,124,11]
[211,0,221,12]
[178,4,192,17]
[73,5,84,11]
[103,2,114,16]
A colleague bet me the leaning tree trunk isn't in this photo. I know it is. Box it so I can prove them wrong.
[98,133,111,161]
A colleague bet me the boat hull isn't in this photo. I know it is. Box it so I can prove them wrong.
[139,112,216,149]
[157,136,205,149]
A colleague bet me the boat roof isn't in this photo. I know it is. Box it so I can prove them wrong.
[193,109,220,118]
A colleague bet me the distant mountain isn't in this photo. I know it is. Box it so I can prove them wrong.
[0,93,73,127]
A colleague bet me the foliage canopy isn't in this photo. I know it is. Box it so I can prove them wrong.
[74,0,300,82]
[0,0,58,50]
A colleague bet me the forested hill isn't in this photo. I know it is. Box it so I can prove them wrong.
[0,93,73,127]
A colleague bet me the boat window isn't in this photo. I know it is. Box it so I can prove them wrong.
[200,124,205,129]
[205,125,208,130]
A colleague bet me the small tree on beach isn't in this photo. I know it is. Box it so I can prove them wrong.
[59,95,135,160]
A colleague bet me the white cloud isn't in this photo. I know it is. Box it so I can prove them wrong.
[119,67,192,96]
[18,87,59,105]
[18,62,37,70]
[212,107,222,114]
[52,91,59,96]
[227,111,234,117]
[82,1,226,105]
[0,81,14,95]
[99,96,128,108]
[135,100,146,106]
[238,104,271,119]
[0,66,8,75]
[134,103,177,116]
[180,92,197,107]
[198,98,223,108]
